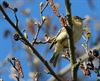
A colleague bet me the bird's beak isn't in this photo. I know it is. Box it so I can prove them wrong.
[82,18,86,20]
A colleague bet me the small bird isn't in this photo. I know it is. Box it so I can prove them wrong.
[50,16,85,67]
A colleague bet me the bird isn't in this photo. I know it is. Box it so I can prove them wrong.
[49,16,85,67]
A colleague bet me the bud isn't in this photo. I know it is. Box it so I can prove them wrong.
[13,8,18,13]
[24,32,28,39]
[42,16,46,21]
[13,33,20,41]
[93,49,99,57]
[40,2,44,7]
[3,1,9,8]
[86,31,91,39]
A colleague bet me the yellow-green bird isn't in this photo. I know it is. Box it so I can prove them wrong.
[50,16,85,67]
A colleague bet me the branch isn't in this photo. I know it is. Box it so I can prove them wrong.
[48,0,77,80]
[32,2,46,45]
[8,58,18,72]
[0,5,62,81]
[48,43,100,81]
[32,19,45,45]
[65,0,72,27]
[33,40,49,44]
[65,0,78,81]
[40,1,49,14]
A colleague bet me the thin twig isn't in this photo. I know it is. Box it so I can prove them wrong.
[41,1,49,14]
[8,58,21,81]
[0,5,62,81]
[34,41,49,44]
[32,2,47,46]
[15,13,18,27]
[8,57,24,78]
[8,7,18,27]
[32,27,41,45]
[32,19,45,45]
[8,58,18,72]
[16,76,20,81]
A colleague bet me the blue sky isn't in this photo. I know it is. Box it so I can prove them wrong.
[0,0,100,81]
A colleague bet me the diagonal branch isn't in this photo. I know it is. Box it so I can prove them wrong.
[0,5,62,81]
[40,1,49,14]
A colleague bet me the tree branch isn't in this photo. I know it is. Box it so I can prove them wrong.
[40,1,49,14]
[65,0,77,81]
[0,5,62,81]
[48,0,77,80]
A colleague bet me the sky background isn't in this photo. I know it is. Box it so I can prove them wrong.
[0,0,100,81]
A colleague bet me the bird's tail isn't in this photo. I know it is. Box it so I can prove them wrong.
[50,53,59,67]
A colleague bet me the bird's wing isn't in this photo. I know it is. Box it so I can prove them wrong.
[55,28,63,38]
[49,39,56,49]
[49,28,63,49]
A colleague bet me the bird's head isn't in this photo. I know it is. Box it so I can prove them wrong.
[72,16,85,28]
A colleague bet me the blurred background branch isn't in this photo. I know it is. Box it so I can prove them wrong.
[48,42,100,81]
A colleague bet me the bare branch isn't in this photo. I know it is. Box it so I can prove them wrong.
[33,40,49,44]
[40,1,49,14]
[32,2,47,46]
[65,0,77,81]
[32,16,46,46]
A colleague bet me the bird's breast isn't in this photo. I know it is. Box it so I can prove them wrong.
[56,31,68,42]
[73,26,83,42]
